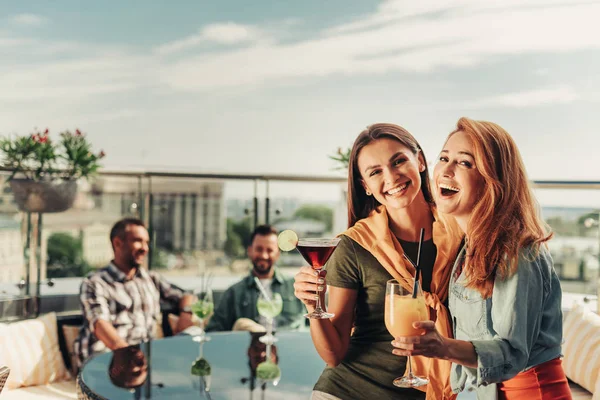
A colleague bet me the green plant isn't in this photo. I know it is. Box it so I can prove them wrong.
[329,147,351,171]
[294,204,334,232]
[46,232,93,278]
[0,128,105,181]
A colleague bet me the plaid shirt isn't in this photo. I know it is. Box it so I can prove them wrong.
[74,263,187,367]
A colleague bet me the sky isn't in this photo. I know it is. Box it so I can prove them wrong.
[1,0,600,205]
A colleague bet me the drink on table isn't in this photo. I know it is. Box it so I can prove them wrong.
[257,293,283,319]
[192,299,214,320]
[257,291,283,345]
[192,289,214,343]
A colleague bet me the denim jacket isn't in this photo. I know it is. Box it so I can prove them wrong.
[449,244,563,400]
[206,268,305,332]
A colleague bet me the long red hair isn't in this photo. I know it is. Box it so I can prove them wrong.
[446,117,552,297]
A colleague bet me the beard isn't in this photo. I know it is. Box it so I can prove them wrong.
[127,252,145,268]
[252,259,273,276]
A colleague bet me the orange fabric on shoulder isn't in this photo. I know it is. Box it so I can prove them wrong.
[343,205,463,400]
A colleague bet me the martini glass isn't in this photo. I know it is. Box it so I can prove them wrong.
[296,237,340,319]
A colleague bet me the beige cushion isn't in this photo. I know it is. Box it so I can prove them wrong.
[61,325,80,377]
[593,375,600,400]
[1,380,76,399]
[563,302,600,393]
[0,312,70,390]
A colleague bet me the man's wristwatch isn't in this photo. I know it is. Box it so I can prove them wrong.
[180,306,193,314]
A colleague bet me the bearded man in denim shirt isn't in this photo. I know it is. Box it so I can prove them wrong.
[206,225,304,332]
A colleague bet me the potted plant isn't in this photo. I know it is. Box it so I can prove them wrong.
[0,128,105,213]
[329,147,351,171]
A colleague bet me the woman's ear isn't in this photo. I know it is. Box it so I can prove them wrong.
[360,179,372,196]
[417,153,426,172]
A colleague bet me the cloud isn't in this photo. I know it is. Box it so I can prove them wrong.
[10,13,47,27]
[161,0,600,90]
[0,37,34,47]
[1,1,597,110]
[0,54,153,102]
[464,85,579,108]
[155,22,263,55]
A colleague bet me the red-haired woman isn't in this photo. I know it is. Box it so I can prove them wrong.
[392,117,571,399]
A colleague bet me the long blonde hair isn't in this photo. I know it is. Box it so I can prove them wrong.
[447,117,552,297]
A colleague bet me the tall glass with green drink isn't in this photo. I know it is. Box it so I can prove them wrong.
[192,288,214,343]
[257,291,283,345]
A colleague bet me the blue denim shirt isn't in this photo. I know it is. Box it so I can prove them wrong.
[205,268,305,332]
[449,244,563,400]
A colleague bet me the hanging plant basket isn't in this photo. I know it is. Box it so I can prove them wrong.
[9,178,78,213]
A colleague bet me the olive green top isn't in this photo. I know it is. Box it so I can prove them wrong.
[313,235,436,400]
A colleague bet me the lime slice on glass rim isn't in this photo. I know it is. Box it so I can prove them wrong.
[277,230,298,252]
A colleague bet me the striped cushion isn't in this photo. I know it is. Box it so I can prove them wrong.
[1,380,76,399]
[563,302,600,394]
[0,312,70,389]
[594,374,600,400]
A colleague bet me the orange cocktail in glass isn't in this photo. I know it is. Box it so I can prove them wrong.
[384,279,429,388]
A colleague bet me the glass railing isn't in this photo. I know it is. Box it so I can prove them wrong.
[0,171,598,319]
[534,182,600,302]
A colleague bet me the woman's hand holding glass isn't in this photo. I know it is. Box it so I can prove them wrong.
[391,320,449,360]
[293,266,327,312]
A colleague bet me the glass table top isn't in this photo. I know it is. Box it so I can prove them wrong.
[79,331,325,399]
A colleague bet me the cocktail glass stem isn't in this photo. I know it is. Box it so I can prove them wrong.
[193,318,211,343]
[267,318,273,340]
[393,354,429,387]
[314,269,325,314]
[259,317,278,345]
[406,355,414,379]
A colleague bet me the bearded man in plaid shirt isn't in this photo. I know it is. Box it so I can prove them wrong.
[75,218,196,368]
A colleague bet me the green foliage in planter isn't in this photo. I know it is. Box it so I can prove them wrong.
[0,128,105,181]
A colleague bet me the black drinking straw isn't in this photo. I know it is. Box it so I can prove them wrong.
[412,228,425,298]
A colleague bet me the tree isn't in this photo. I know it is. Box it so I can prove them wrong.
[294,205,334,232]
[577,211,600,226]
[232,217,253,247]
[223,218,252,259]
[46,232,92,278]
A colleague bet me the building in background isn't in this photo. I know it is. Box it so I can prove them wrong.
[91,176,227,252]
[0,175,227,284]
[0,214,24,284]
